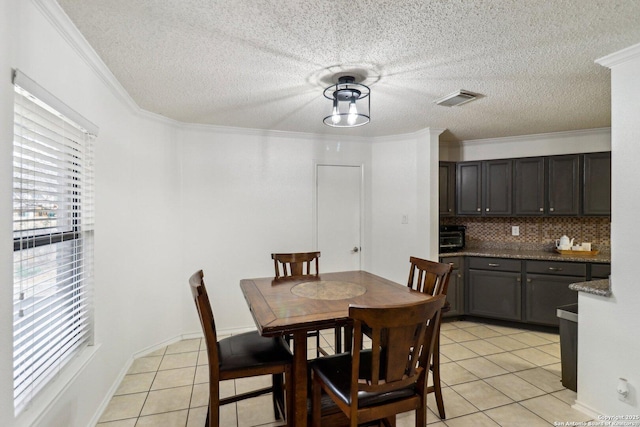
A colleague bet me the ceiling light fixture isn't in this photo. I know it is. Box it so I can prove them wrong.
[323,76,370,127]
[434,90,479,107]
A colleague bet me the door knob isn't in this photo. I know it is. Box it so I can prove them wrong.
[352,247,359,253]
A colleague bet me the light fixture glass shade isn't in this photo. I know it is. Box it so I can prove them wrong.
[323,76,370,128]
[347,98,358,125]
[331,98,341,124]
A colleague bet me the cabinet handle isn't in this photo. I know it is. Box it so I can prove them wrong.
[457,273,462,278]
[516,277,521,282]
[486,208,490,212]
[550,207,555,212]
[476,208,481,212]
[548,267,563,271]
[488,263,500,267]
[448,209,452,212]
[539,208,544,212]
[527,278,532,283]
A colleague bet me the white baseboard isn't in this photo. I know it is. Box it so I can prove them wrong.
[572,400,602,419]
[88,328,257,425]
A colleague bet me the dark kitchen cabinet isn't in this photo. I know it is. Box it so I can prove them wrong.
[439,162,456,216]
[440,256,464,317]
[467,257,522,321]
[583,152,611,216]
[524,260,583,326]
[483,160,512,215]
[590,263,611,279]
[456,161,482,215]
[514,157,545,215]
[456,160,512,216]
[548,155,581,216]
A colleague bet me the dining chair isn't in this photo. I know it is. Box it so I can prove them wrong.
[310,295,447,427]
[272,251,321,279]
[271,251,341,356]
[407,256,454,420]
[189,270,293,427]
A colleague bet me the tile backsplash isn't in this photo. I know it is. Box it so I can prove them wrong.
[440,216,610,253]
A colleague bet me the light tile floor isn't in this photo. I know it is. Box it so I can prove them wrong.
[97,319,592,426]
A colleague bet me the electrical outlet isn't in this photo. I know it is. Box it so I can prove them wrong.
[511,226,520,236]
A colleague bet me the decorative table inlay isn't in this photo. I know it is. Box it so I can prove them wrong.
[291,281,367,300]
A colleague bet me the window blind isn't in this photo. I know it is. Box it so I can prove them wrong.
[12,73,96,412]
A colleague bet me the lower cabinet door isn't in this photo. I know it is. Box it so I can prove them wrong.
[441,257,464,317]
[468,270,521,321]
[444,269,463,317]
[525,274,579,326]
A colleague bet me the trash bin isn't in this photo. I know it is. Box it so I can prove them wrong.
[557,303,578,392]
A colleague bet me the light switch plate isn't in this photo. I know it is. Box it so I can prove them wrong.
[511,226,520,236]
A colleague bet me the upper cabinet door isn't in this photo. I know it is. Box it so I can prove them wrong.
[514,157,545,215]
[547,155,581,216]
[439,162,456,216]
[483,160,512,215]
[456,162,482,215]
[582,152,611,216]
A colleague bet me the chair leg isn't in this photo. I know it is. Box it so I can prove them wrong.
[311,373,322,427]
[415,403,425,427]
[431,328,446,420]
[208,385,219,427]
[285,365,293,427]
[383,415,396,426]
[272,373,284,420]
[335,326,342,353]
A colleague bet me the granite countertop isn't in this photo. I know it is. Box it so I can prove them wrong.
[439,248,611,263]
[569,279,611,297]
[439,248,612,296]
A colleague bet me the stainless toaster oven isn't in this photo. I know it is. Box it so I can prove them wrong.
[439,225,466,252]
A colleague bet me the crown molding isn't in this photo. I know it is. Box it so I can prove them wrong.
[459,127,611,146]
[32,0,144,117]
[180,121,373,143]
[371,127,447,143]
[596,42,640,69]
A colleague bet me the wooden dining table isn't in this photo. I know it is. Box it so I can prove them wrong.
[240,270,432,426]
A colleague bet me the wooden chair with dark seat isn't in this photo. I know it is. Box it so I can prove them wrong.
[310,295,447,427]
[189,270,293,427]
[271,251,341,356]
[407,256,454,420]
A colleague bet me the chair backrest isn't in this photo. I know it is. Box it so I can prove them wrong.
[407,256,453,297]
[349,295,446,397]
[271,251,320,279]
[189,270,220,374]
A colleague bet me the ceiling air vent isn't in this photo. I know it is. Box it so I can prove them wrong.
[434,90,479,107]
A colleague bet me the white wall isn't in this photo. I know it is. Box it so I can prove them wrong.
[0,1,185,426]
[0,0,18,423]
[576,44,640,417]
[178,126,374,332]
[370,129,442,284]
[0,2,439,425]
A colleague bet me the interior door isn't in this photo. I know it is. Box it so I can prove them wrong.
[316,164,362,272]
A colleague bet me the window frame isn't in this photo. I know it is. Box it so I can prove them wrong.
[11,69,98,413]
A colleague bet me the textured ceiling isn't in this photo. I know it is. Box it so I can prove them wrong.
[56,0,640,141]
